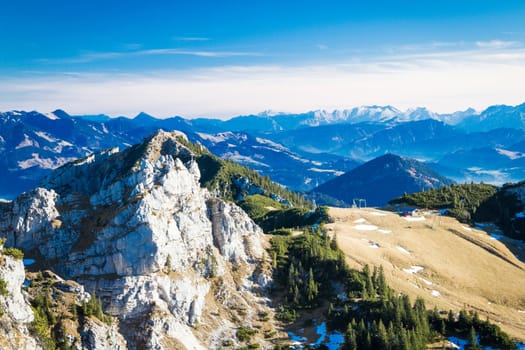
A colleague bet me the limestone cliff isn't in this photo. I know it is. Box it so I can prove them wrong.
[0,245,41,350]
[0,130,276,349]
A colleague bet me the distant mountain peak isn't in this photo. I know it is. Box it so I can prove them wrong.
[133,111,158,121]
[51,109,71,119]
[312,153,453,207]
[257,109,286,117]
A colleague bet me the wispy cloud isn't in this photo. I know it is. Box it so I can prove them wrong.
[174,37,210,42]
[136,48,262,58]
[8,39,525,118]
[36,48,263,64]
[316,44,328,50]
[475,40,517,49]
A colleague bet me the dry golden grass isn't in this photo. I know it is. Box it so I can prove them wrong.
[326,207,525,341]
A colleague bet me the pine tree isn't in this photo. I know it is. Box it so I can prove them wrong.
[345,325,358,350]
[440,319,446,335]
[399,328,410,350]
[306,267,318,303]
[377,319,389,350]
[467,326,479,350]
[448,309,455,324]
[377,265,387,297]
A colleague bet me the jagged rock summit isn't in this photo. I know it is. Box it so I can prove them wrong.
[0,130,275,349]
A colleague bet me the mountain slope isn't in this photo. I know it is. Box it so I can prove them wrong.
[0,130,282,349]
[312,154,454,207]
[192,131,359,190]
[325,207,525,341]
[0,110,150,198]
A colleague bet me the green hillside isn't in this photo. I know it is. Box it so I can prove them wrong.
[390,183,498,223]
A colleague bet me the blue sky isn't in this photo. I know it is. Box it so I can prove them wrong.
[1,1,525,118]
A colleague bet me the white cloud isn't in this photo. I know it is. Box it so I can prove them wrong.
[136,48,262,58]
[36,48,262,64]
[174,37,211,41]
[6,44,525,118]
[475,40,517,49]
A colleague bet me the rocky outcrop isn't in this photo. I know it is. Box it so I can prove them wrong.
[0,247,41,350]
[0,130,275,349]
[80,318,127,350]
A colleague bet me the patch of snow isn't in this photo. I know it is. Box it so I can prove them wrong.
[326,332,345,350]
[52,140,74,153]
[308,167,342,174]
[370,211,387,216]
[23,259,36,266]
[353,224,378,231]
[16,134,37,149]
[35,131,58,143]
[461,225,472,231]
[18,153,75,170]
[45,112,59,120]
[369,243,380,249]
[255,137,289,151]
[518,310,525,314]
[196,132,228,143]
[403,266,424,274]
[409,282,420,289]
[490,234,505,240]
[312,322,327,346]
[431,290,441,297]
[419,278,433,286]
[378,229,391,234]
[288,331,307,344]
[397,246,411,255]
[222,151,269,167]
[310,322,345,350]
[353,218,367,223]
[448,337,466,349]
[404,216,426,222]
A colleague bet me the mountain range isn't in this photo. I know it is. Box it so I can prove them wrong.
[1,130,524,349]
[1,102,524,200]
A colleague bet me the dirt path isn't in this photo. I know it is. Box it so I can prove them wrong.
[325,207,525,341]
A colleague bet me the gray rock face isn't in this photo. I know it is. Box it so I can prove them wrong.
[0,248,41,350]
[80,318,127,350]
[0,130,272,349]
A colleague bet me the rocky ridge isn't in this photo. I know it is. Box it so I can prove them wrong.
[0,130,277,349]
[0,244,40,350]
